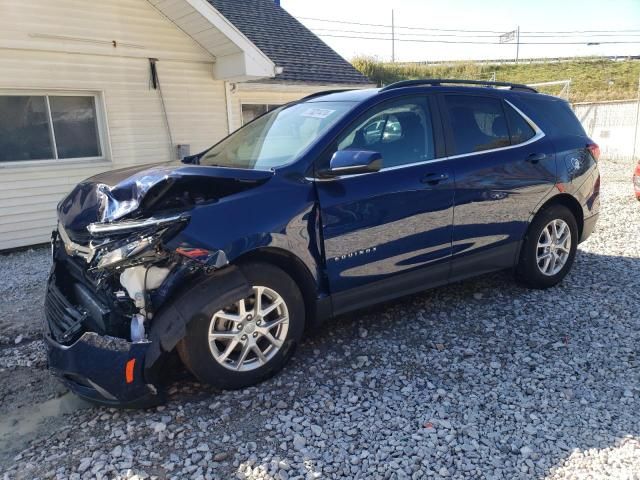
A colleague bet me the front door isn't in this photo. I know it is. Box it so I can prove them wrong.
[314,95,454,313]
[439,93,557,280]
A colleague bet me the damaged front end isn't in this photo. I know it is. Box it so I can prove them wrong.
[44,164,264,407]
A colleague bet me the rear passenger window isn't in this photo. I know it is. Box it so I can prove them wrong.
[505,103,536,144]
[444,95,510,154]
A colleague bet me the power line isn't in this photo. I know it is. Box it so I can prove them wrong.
[525,29,640,34]
[311,27,640,39]
[299,16,511,33]
[298,16,640,35]
[316,33,640,45]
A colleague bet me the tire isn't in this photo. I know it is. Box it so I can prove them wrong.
[516,204,579,289]
[177,262,305,390]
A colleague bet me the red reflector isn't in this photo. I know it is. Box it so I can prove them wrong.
[587,143,600,161]
[175,247,210,260]
[125,359,136,384]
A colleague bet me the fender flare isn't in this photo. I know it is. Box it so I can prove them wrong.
[144,265,252,370]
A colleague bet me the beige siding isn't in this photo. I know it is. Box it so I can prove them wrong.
[0,0,228,250]
[0,0,213,62]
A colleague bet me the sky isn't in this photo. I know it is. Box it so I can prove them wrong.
[280,0,640,63]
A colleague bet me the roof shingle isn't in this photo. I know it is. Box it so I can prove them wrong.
[207,0,371,85]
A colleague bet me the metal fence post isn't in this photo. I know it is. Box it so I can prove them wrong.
[632,73,640,162]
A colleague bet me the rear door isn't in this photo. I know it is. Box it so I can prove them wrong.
[439,93,557,279]
[315,94,454,313]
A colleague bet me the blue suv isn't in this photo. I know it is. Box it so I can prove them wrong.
[46,79,600,407]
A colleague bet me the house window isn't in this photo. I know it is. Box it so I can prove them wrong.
[0,93,106,163]
[241,104,282,125]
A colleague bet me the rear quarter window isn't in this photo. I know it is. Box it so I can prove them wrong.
[517,96,586,137]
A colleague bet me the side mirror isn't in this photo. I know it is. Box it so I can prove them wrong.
[323,150,383,177]
[181,154,200,165]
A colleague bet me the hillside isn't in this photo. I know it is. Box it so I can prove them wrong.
[352,57,640,103]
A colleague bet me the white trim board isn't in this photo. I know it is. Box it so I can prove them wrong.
[147,0,276,81]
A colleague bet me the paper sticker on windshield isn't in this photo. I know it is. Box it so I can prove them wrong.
[301,108,336,119]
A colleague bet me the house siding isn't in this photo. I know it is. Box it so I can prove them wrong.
[0,0,228,250]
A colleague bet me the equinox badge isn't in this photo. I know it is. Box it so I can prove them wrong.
[334,247,377,262]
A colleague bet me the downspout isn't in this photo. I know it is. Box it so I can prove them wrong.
[149,58,176,160]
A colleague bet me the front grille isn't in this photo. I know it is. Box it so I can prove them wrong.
[45,281,87,344]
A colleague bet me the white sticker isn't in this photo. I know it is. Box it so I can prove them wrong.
[301,108,336,119]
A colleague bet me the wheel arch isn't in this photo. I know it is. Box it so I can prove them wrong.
[233,247,328,331]
[533,193,584,239]
[516,193,584,267]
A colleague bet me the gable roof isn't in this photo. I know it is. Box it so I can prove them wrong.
[207,0,371,85]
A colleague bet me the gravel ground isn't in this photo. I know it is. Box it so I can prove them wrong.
[1,159,639,479]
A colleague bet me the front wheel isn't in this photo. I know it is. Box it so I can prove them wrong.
[516,205,579,289]
[177,263,305,390]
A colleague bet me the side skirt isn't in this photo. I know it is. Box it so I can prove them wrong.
[330,263,451,317]
[449,242,519,284]
[327,242,520,318]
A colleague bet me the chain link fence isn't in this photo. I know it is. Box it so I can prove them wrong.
[573,100,640,162]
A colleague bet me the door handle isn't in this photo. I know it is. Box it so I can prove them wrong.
[526,153,546,164]
[421,172,449,185]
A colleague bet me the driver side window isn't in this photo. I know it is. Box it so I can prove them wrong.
[336,97,434,169]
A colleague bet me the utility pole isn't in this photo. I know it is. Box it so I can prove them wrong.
[515,25,520,63]
[391,9,395,63]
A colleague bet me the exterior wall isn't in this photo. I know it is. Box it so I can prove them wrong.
[0,0,228,250]
[573,100,640,162]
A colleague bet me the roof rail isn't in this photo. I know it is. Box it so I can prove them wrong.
[380,79,538,93]
[300,89,354,101]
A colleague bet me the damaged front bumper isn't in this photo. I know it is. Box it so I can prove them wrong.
[44,277,165,408]
[45,330,163,408]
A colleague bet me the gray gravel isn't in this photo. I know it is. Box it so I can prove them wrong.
[1,159,639,479]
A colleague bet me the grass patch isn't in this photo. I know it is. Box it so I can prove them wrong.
[352,57,640,103]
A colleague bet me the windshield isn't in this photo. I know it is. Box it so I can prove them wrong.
[200,101,356,170]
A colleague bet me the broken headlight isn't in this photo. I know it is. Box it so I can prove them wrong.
[96,236,155,269]
[88,214,189,270]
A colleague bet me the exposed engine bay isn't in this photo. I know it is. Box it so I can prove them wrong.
[50,214,210,346]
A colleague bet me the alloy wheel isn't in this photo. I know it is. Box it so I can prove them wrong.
[536,219,572,276]
[208,286,289,371]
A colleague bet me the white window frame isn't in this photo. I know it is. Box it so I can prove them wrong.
[0,89,111,167]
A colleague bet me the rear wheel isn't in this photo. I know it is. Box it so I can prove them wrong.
[516,205,578,289]
[177,263,305,390]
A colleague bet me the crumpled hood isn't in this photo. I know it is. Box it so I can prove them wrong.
[57,161,274,237]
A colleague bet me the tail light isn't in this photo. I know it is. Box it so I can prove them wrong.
[587,143,600,161]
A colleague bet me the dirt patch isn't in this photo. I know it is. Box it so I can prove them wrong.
[0,366,67,417]
[0,392,91,466]
[0,247,50,346]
